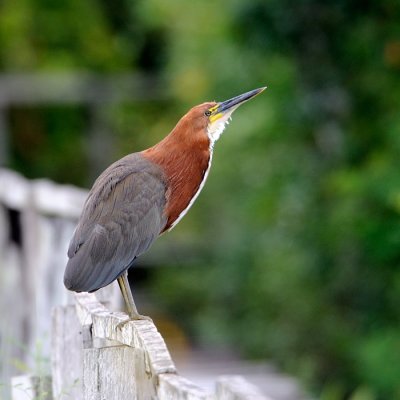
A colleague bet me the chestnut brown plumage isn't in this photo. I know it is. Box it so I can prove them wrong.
[64,87,266,319]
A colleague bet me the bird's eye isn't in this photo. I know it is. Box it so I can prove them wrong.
[204,110,211,117]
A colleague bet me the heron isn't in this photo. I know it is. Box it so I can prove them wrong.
[64,87,266,319]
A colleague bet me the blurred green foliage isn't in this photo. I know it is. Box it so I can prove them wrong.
[1,0,400,399]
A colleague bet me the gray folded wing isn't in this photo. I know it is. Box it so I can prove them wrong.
[64,153,167,292]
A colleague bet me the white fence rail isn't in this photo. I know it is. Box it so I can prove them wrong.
[0,168,88,400]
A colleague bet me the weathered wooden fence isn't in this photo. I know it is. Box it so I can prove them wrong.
[45,291,268,400]
[1,168,270,400]
[10,291,270,400]
[0,168,87,400]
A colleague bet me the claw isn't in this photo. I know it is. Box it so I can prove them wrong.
[116,314,152,330]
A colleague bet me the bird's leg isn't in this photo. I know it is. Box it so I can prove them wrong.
[117,270,150,321]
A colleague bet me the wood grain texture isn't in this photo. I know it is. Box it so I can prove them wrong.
[84,346,138,400]
[26,291,275,400]
[72,292,270,400]
[0,168,89,400]
[51,305,85,400]
[75,292,176,376]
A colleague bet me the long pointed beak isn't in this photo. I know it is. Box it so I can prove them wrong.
[216,87,267,115]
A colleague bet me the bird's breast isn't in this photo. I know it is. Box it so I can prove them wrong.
[142,143,211,231]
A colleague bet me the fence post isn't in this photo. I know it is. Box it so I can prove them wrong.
[51,305,85,399]
[84,346,138,400]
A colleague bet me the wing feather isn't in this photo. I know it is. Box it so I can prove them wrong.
[64,153,167,292]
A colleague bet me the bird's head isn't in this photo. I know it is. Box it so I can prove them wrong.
[168,87,266,149]
[204,87,266,145]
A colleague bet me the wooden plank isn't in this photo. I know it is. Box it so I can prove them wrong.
[30,179,87,218]
[83,346,138,400]
[75,292,177,376]
[0,167,91,399]
[0,205,29,400]
[51,305,85,400]
[0,168,87,218]
[133,347,158,399]
[0,169,30,210]
[22,203,77,359]
[74,293,273,400]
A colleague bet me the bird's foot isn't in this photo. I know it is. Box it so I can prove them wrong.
[129,312,153,322]
[116,313,152,330]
